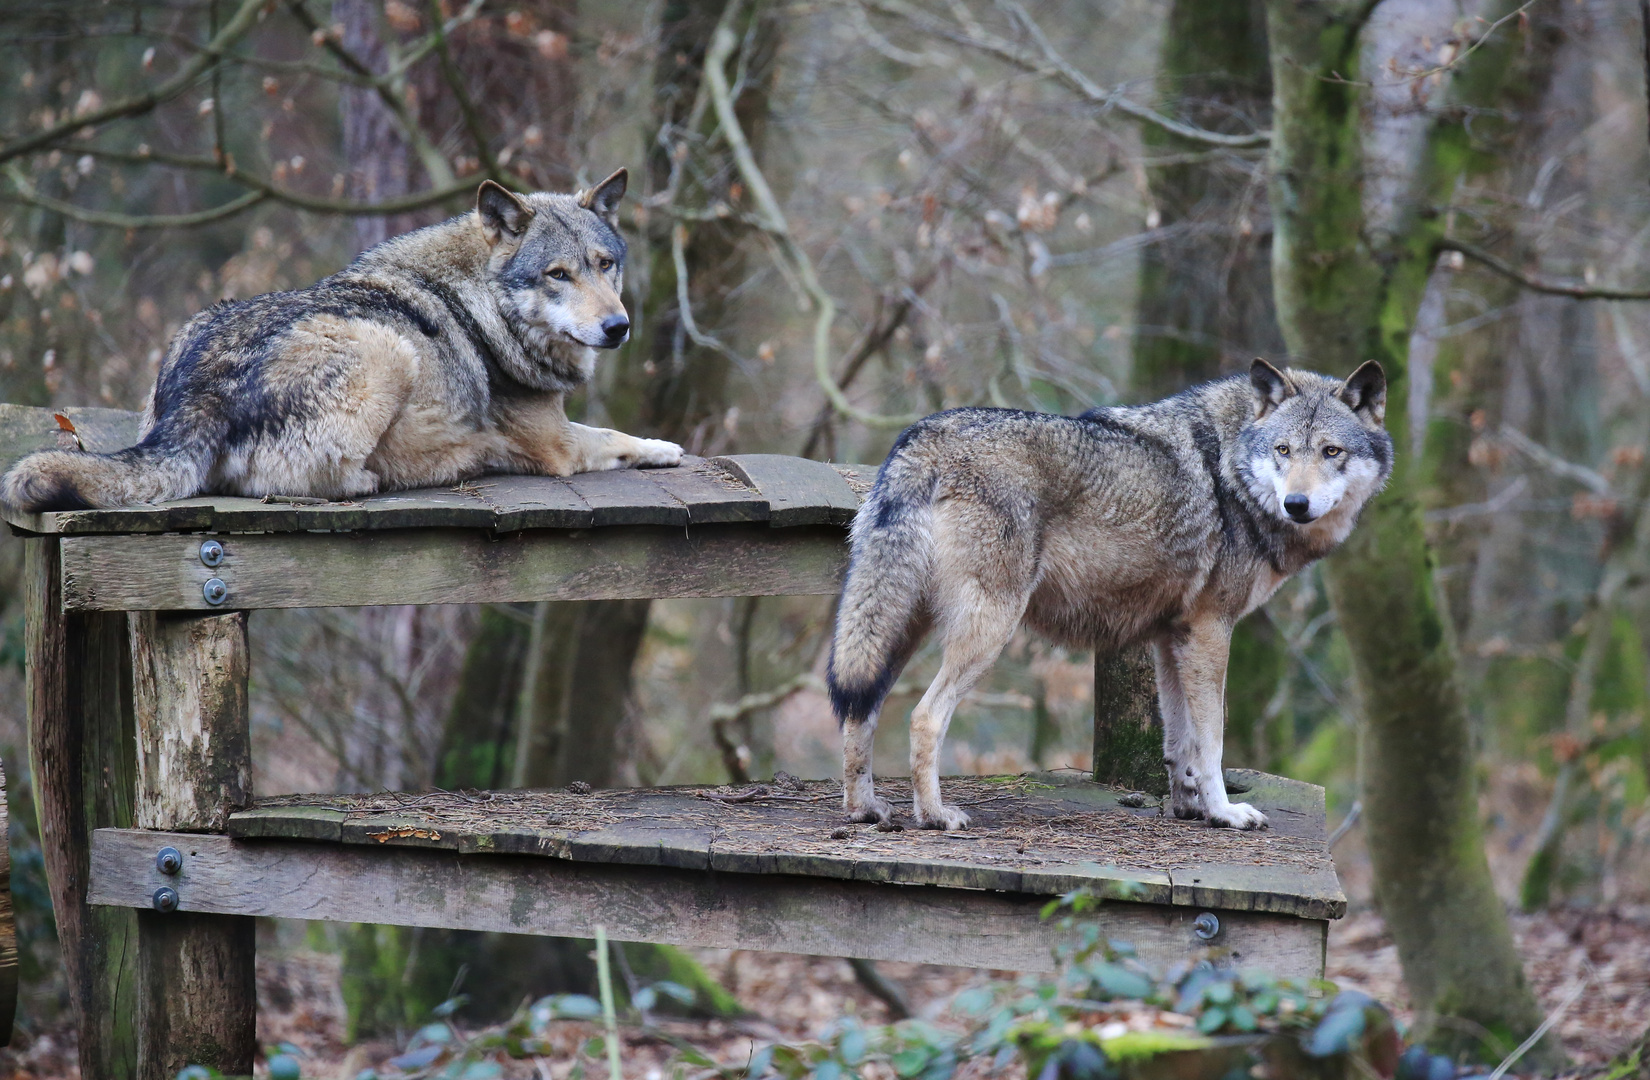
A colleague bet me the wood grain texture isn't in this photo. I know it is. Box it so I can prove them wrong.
[61,524,850,612]
[712,455,862,526]
[130,612,253,831]
[23,537,141,1076]
[90,830,1328,978]
[0,758,17,1047]
[136,910,256,1080]
[129,610,256,1079]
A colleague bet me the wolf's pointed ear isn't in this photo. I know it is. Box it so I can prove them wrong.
[1249,358,1297,419]
[578,168,627,228]
[477,180,535,248]
[1338,360,1387,428]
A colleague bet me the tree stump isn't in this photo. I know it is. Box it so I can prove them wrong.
[1092,645,1168,795]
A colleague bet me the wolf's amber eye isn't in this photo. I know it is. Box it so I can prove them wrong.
[1275,444,1290,456]
[598,257,614,271]
[546,267,571,281]
[1323,446,1342,458]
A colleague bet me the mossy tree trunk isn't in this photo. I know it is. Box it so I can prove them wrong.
[1125,0,1289,778]
[1263,0,1555,1061]
[509,0,783,792]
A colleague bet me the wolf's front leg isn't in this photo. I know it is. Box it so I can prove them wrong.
[1157,621,1267,830]
[564,421,683,473]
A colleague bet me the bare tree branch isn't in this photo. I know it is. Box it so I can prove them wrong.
[1439,237,1650,301]
[424,0,504,183]
[704,10,921,430]
[861,0,1271,149]
[0,0,267,166]
[4,153,479,224]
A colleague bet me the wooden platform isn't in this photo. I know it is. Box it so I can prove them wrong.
[89,771,1341,976]
[4,400,1345,1076]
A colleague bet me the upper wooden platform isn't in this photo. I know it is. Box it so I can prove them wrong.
[0,404,874,537]
[226,770,1345,921]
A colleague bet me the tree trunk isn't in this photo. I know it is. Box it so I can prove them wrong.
[1132,0,1281,400]
[1263,0,1555,1062]
[1126,0,1288,775]
[509,0,786,796]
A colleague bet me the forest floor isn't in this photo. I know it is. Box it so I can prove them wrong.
[2,780,1646,1079]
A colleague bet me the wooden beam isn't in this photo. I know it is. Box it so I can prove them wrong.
[0,758,17,1047]
[23,537,141,1077]
[90,830,1328,978]
[61,523,848,612]
[128,612,256,1080]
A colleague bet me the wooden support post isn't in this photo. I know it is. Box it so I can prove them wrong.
[129,610,256,1080]
[23,537,140,1077]
[1092,645,1167,795]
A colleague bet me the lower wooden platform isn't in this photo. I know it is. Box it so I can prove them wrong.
[89,771,1343,977]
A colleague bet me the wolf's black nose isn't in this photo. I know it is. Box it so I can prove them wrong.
[1283,493,1311,519]
[601,316,630,343]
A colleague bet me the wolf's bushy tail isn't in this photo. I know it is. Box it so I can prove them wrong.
[827,443,939,723]
[0,434,211,513]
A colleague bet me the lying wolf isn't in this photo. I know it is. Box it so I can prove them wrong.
[826,359,1392,831]
[1,170,681,512]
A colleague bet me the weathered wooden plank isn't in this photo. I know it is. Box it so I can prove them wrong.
[646,458,770,524]
[129,611,256,1080]
[89,830,1328,977]
[24,537,141,1076]
[481,475,595,531]
[61,523,849,611]
[227,805,345,842]
[342,814,462,851]
[564,469,689,527]
[1168,864,1346,922]
[0,402,142,467]
[130,612,252,832]
[714,455,862,526]
[0,758,18,1047]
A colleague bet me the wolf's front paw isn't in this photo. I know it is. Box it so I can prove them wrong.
[915,802,971,831]
[1171,785,1203,821]
[844,795,894,825]
[1206,801,1268,830]
[632,438,683,468]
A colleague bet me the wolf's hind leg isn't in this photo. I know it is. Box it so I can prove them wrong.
[909,589,1025,830]
[841,616,928,825]
[842,709,893,824]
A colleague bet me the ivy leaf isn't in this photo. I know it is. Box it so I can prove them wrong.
[1197,1007,1228,1034]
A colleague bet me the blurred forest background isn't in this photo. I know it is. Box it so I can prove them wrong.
[1,0,1649,1072]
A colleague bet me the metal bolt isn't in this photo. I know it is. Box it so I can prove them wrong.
[152,886,179,913]
[202,577,228,605]
[1193,912,1221,941]
[156,846,182,875]
[199,539,224,567]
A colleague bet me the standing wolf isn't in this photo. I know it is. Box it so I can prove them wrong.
[0,170,682,512]
[827,359,1392,831]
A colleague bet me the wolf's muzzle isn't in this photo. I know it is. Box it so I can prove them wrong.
[1283,493,1313,522]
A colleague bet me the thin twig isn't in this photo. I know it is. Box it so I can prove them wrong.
[861,0,1269,149]
[1439,237,1650,301]
[0,0,268,165]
